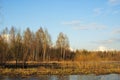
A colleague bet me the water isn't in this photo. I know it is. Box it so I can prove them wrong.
[0,74,120,80]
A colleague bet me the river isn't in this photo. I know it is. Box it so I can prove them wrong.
[0,74,120,80]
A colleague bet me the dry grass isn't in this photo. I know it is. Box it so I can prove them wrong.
[0,61,120,76]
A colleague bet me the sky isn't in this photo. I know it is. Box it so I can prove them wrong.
[0,0,120,50]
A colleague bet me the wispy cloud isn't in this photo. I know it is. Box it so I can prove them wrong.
[93,8,103,16]
[62,20,107,30]
[74,23,106,30]
[112,29,120,34]
[93,8,119,16]
[93,0,120,17]
[99,39,114,44]
[62,20,80,25]
[107,0,120,15]
[108,0,120,5]
[92,38,120,44]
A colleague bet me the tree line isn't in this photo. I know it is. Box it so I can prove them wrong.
[0,27,74,66]
[0,27,120,67]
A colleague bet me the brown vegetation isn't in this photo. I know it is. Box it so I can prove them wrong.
[75,49,120,61]
[0,61,120,76]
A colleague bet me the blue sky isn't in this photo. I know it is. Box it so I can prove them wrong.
[0,0,120,50]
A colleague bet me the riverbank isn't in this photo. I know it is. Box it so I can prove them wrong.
[0,61,120,76]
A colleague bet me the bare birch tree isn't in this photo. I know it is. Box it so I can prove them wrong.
[56,32,70,60]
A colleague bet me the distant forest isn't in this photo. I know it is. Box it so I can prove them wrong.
[0,27,120,65]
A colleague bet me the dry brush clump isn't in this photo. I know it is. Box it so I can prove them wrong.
[74,49,120,61]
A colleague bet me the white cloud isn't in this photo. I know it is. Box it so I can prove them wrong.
[93,0,120,16]
[101,39,114,44]
[93,8,119,16]
[95,45,114,51]
[62,20,107,30]
[74,23,106,30]
[108,0,120,5]
[96,46,108,51]
[92,38,120,44]
[93,8,103,16]
[112,29,120,34]
[62,20,80,25]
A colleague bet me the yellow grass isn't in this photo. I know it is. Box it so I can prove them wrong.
[0,61,120,76]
